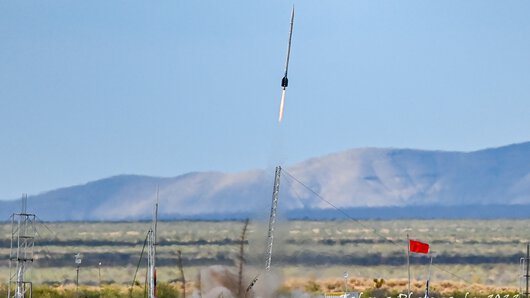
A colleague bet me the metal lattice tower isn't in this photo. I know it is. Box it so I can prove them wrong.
[147,228,155,298]
[147,189,159,298]
[8,194,36,298]
[265,166,281,272]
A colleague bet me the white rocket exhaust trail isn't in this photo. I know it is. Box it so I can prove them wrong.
[278,88,286,122]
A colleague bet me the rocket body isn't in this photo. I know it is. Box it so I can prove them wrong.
[278,7,294,123]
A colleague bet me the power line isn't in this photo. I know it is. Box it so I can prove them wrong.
[282,170,402,246]
[35,216,58,238]
[130,231,149,298]
[281,168,472,285]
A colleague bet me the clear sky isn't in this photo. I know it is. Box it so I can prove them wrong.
[1,1,530,200]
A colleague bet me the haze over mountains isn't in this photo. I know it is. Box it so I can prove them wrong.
[2,142,530,221]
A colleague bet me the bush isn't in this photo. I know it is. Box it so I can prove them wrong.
[304,280,321,293]
[157,282,180,298]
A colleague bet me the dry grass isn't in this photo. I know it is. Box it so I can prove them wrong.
[0,276,520,297]
[282,277,519,296]
[1,219,528,296]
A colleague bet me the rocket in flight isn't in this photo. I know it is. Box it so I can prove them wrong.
[278,6,295,123]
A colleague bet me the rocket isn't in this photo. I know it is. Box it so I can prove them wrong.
[278,6,295,123]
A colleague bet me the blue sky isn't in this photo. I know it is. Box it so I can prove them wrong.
[1,1,530,199]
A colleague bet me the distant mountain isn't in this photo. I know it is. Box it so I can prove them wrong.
[2,142,530,221]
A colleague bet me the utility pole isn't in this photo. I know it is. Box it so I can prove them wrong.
[520,244,529,298]
[407,234,411,297]
[98,262,102,295]
[75,253,82,298]
[524,244,530,298]
[343,272,349,293]
[8,194,35,298]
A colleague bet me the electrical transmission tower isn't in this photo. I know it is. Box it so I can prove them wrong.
[8,194,36,298]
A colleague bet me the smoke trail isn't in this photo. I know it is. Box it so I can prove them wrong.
[278,89,286,123]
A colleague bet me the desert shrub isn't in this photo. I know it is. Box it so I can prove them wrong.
[156,282,180,298]
[373,278,384,289]
[304,280,321,293]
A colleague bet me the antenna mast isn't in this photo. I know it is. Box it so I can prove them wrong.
[521,243,530,298]
[147,187,159,298]
[8,194,36,298]
[265,166,281,271]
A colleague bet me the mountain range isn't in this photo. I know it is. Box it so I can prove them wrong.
[2,142,530,221]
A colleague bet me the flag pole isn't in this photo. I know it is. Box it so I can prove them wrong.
[427,254,433,281]
[425,254,433,298]
[407,234,411,298]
